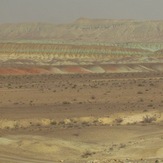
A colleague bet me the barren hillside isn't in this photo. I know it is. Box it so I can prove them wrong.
[0,42,163,71]
[0,18,163,42]
[1,18,163,75]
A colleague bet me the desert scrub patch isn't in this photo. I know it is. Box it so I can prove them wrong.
[119,143,126,149]
[141,115,157,123]
[114,117,123,124]
[50,120,57,125]
[82,121,90,126]
[137,91,143,94]
[62,101,71,105]
[91,95,96,100]
[81,151,96,158]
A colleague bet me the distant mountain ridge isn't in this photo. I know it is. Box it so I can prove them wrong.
[0,18,163,43]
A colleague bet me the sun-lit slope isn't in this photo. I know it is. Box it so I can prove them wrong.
[0,18,163,42]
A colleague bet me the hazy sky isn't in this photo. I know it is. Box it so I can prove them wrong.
[0,0,163,24]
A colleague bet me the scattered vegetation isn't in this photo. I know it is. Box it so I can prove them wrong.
[62,101,71,105]
[50,121,57,125]
[81,151,96,158]
[115,117,123,124]
[142,115,157,123]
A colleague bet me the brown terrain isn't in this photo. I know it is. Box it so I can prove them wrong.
[0,18,163,163]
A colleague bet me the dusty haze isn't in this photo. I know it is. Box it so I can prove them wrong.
[1,0,163,24]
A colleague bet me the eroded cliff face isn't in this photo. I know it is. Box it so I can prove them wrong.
[1,18,163,74]
[0,42,162,75]
[0,43,160,65]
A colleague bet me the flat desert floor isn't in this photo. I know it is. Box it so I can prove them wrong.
[0,72,163,163]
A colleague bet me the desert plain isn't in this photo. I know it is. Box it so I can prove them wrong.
[0,72,163,163]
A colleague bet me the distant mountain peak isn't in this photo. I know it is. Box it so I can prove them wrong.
[74,17,93,24]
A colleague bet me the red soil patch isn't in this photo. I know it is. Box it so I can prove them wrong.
[24,68,49,74]
[0,68,26,75]
[60,66,90,73]
[102,65,120,72]
[0,68,49,75]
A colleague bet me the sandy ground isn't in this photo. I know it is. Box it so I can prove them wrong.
[0,72,163,163]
